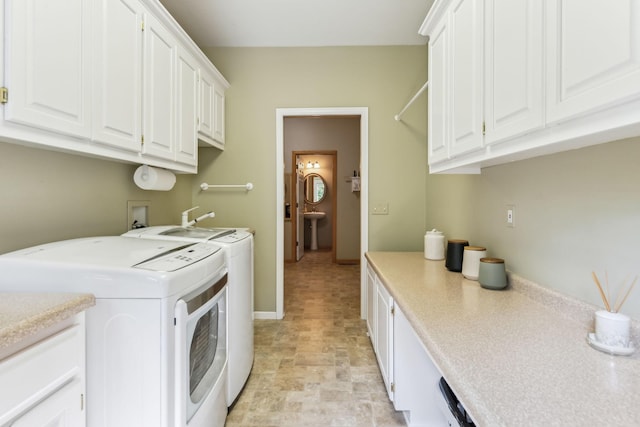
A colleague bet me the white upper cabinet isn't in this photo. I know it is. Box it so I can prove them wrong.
[427,18,449,164]
[4,0,92,139]
[424,0,483,164]
[484,0,544,145]
[448,0,484,158]
[1,0,228,173]
[175,47,199,165]
[141,13,177,162]
[198,67,228,149]
[545,0,640,124]
[421,0,640,174]
[92,0,144,153]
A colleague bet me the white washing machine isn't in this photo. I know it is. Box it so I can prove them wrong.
[123,226,254,405]
[0,237,229,427]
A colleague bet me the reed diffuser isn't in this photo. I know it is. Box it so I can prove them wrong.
[591,271,637,313]
[591,271,636,350]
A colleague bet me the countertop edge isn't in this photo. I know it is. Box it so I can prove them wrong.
[0,293,96,352]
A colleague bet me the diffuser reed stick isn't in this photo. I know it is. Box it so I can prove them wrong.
[592,271,611,312]
[592,271,637,313]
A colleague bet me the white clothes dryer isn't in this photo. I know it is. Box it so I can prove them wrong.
[123,226,254,405]
[0,237,229,427]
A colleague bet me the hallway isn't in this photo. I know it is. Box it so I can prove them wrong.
[225,251,406,426]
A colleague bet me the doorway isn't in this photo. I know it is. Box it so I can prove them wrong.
[275,107,369,320]
[290,151,337,262]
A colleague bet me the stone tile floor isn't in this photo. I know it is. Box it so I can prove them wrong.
[225,250,406,427]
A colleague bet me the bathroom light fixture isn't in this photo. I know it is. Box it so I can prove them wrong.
[313,161,320,169]
[306,161,313,169]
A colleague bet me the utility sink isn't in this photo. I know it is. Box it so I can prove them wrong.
[159,227,236,240]
[303,212,325,250]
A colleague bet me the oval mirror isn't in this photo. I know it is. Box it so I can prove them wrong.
[304,173,326,204]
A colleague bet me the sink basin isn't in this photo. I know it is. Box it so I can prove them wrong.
[159,227,235,239]
[303,212,325,250]
[303,212,326,220]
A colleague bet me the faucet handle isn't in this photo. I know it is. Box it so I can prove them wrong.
[181,206,200,227]
[182,206,199,215]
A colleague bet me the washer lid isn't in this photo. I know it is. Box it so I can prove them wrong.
[5,236,218,269]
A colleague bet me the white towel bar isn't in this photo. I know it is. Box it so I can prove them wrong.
[200,182,254,191]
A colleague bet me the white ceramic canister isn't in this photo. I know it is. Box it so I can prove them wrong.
[461,246,487,280]
[425,229,445,260]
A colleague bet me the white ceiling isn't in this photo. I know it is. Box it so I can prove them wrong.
[158,0,434,48]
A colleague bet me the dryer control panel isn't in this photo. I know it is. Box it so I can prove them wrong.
[135,243,222,272]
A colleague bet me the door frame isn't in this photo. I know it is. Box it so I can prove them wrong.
[275,107,368,320]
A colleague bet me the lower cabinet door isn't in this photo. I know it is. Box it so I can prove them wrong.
[365,262,376,347]
[12,379,84,427]
[375,279,394,401]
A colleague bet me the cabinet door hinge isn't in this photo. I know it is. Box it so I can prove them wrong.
[0,87,8,104]
[141,20,145,31]
[391,382,395,392]
[80,393,84,410]
[141,135,144,145]
[391,306,395,316]
[482,121,486,136]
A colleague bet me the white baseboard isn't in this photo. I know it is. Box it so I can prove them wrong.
[254,311,278,320]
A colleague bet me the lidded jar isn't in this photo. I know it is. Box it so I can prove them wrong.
[424,229,445,260]
[478,258,507,290]
[461,246,487,280]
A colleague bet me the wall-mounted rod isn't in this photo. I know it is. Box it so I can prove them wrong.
[200,182,254,191]
[394,80,429,121]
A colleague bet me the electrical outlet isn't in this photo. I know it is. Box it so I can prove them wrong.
[372,203,389,215]
[506,204,515,228]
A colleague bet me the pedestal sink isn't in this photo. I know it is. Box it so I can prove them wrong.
[304,212,326,250]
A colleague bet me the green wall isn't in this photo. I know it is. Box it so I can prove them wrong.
[426,137,640,318]
[0,141,192,254]
[197,46,429,313]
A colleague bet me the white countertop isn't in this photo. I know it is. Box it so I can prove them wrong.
[365,252,640,426]
[0,292,95,353]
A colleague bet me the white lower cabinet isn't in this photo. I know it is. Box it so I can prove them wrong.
[375,277,394,401]
[365,262,376,347]
[0,315,86,427]
[365,260,449,426]
[393,305,448,426]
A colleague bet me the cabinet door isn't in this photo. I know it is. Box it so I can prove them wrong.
[213,83,226,146]
[142,13,176,161]
[11,379,84,427]
[92,0,144,152]
[198,70,215,142]
[484,0,544,145]
[428,18,449,165]
[375,279,394,401]
[175,47,198,166]
[4,0,91,139]
[546,0,640,124]
[365,262,376,347]
[448,0,484,157]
